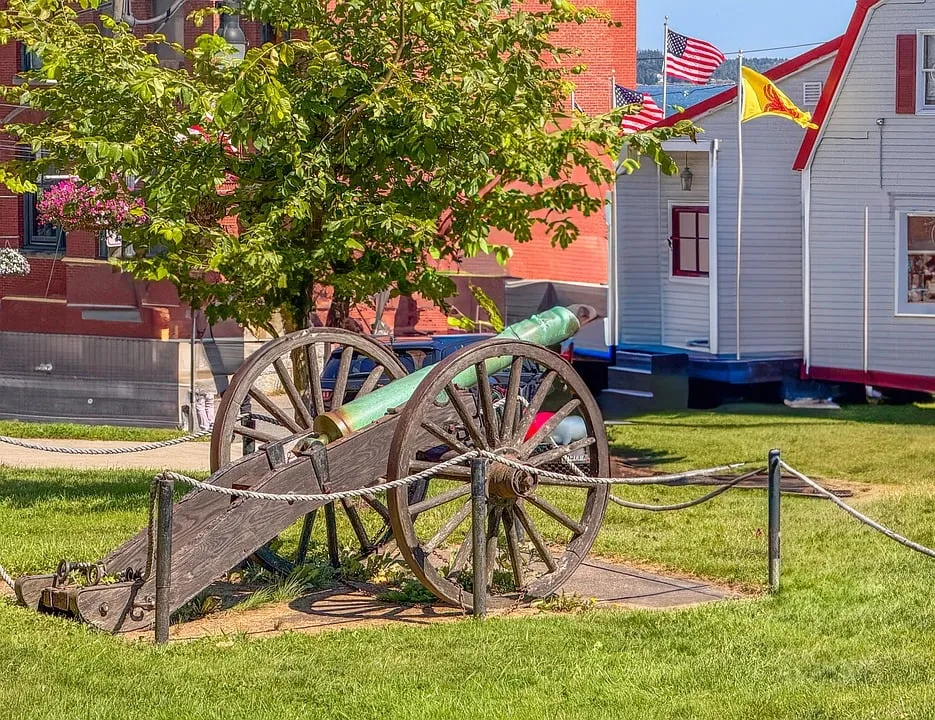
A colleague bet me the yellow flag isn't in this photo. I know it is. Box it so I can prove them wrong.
[741,66,818,129]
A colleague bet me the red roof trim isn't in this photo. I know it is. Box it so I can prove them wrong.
[653,35,844,129]
[793,0,883,171]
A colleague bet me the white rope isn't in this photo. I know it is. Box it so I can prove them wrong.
[0,563,14,591]
[609,468,767,512]
[0,430,212,455]
[160,452,479,503]
[160,451,747,504]
[476,451,747,487]
[780,461,935,560]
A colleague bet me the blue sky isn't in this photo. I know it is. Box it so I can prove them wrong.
[637,1,856,55]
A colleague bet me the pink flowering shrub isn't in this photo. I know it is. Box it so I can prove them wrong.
[37,178,147,231]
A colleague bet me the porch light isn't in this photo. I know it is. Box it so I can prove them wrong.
[680,156,694,192]
[216,0,247,61]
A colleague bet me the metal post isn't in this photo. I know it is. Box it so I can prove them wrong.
[189,311,197,433]
[767,449,781,594]
[470,457,487,619]
[155,475,174,645]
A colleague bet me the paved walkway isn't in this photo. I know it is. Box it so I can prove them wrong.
[0,438,211,472]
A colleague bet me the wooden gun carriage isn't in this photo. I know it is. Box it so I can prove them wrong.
[14,306,610,632]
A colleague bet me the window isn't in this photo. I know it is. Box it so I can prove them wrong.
[922,32,935,110]
[670,206,709,278]
[19,45,41,72]
[22,178,64,253]
[803,82,822,107]
[907,215,935,307]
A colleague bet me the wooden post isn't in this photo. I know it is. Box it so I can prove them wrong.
[154,475,174,644]
[471,457,488,619]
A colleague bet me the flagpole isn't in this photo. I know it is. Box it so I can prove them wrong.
[570,90,576,113]
[736,50,744,361]
[610,71,616,111]
[662,16,669,118]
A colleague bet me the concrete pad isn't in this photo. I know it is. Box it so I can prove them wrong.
[562,559,732,609]
[124,557,732,643]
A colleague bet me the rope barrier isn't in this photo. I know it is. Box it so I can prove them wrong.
[0,562,14,591]
[780,461,935,561]
[159,451,747,504]
[609,468,766,512]
[0,430,212,455]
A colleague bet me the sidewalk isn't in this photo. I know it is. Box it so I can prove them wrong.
[0,438,211,472]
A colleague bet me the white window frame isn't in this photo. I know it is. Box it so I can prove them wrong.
[917,30,935,114]
[895,211,935,317]
[667,201,710,284]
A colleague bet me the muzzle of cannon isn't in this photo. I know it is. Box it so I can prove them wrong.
[14,306,609,631]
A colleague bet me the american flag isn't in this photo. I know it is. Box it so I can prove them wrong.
[666,29,726,85]
[614,84,665,133]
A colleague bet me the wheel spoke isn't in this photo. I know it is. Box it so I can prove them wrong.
[525,494,585,536]
[423,500,472,554]
[420,421,473,455]
[358,365,385,397]
[502,509,525,588]
[295,510,317,565]
[525,437,596,468]
[331,348,355,410]
[500,356,525,442]
[511,370,557,443]
[304,344,325,417]
[232,424,281,444]
[273,358,314,428]
[485,507,502,589]
[444,384,486,449]
[363,495,391,523]
[447,533,473,578]
[474,361,498,448]
[407,460,471,480]
[248,388,303,433]
[341,499,375,553]
[409,485,471,517]
[513,503,557,573]
[517,399,582,458]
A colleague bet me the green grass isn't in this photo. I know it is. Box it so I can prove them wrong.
[0,420,189,442]
[611,401,935,485]
[2,403,935,718]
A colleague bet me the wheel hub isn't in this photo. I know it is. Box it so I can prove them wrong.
[488,452,538,499]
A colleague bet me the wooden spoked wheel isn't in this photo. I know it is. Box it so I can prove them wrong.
[210,328,409,575]
[387,339,609,609]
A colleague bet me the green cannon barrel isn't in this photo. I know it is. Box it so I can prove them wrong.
[313,305,582,442]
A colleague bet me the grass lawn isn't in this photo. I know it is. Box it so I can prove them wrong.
[0,420,190,442]
[1,403,935,718]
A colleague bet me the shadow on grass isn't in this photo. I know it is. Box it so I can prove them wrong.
[625,403,935,430]
[608,444,685,468]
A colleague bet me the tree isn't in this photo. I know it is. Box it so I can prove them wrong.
[0,0,696,331]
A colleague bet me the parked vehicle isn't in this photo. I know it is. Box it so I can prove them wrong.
[320,334,491,407]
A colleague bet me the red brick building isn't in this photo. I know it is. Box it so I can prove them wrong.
[0,0,635,340]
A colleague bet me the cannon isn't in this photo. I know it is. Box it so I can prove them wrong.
[14,306,610,632]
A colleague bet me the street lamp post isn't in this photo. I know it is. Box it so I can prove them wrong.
[216,0,247,61]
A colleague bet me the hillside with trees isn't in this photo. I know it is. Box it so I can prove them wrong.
[636,51,785,85]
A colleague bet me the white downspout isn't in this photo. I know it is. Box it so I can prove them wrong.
[863,206,870,376]
[708,139,720,355]
[801,168,811,373]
